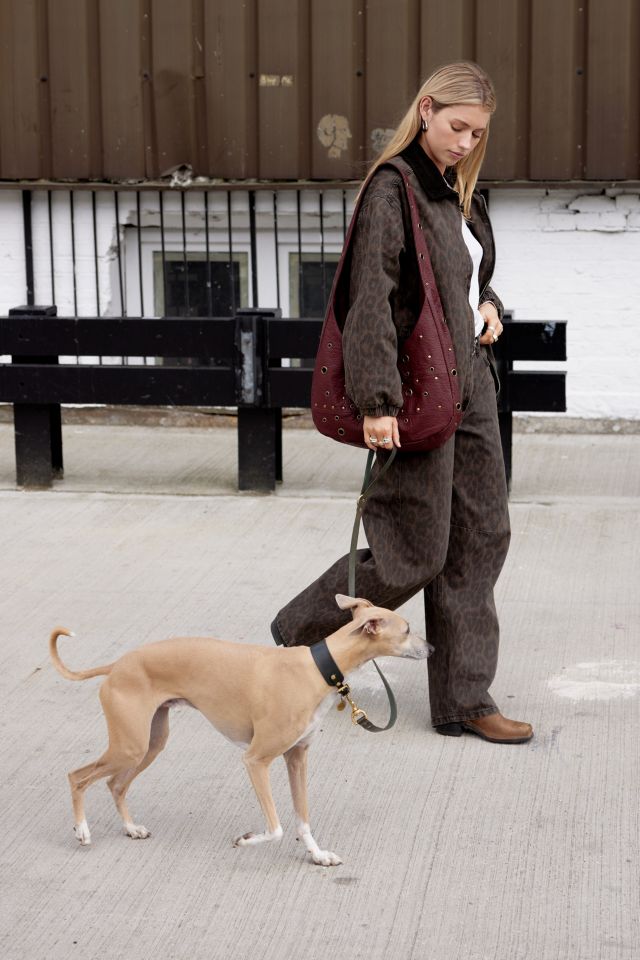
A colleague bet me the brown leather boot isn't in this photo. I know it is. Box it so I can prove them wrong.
[437,712,533,744]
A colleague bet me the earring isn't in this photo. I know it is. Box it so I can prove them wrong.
[421,117,429,132]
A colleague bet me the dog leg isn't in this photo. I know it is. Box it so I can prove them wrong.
[233,749,283,848]
[107,706,170,839]
[67,685,153,845]
[285,744,342,866]
[68,748,146,845]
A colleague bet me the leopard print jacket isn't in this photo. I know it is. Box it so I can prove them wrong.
[342,155,503,418]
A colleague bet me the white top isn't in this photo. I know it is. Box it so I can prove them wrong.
[461,216,486,337]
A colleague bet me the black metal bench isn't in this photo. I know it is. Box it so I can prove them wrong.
[0,306,565,492]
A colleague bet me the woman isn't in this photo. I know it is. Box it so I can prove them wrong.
[272,61,532,745]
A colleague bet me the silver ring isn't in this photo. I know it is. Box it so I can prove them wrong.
[369,436,378,444]
[381,437,391,444]
[492,333,499,342]
[487,324,496,332]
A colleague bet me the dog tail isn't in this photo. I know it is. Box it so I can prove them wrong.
[49,627,114,681]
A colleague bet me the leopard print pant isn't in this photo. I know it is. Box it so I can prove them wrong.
[273,345,510,726]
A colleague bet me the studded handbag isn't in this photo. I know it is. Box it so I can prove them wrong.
[311,159,462,451]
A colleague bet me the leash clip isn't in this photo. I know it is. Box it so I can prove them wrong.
[350,705,368,726]
[336,681,369,725]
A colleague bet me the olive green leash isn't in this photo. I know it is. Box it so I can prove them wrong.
[339,447,399,732]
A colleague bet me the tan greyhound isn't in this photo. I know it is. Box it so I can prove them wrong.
[50,595,430,866]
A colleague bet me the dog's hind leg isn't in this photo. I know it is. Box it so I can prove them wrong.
[284,743,342,866]
[233,746,283,849]
[67,685,153,845]
[107,705,170,839]
[68,746,147,846]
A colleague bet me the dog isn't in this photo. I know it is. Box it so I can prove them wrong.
[50,594,430,866]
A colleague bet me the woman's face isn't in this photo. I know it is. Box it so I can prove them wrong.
[419,98,490,173]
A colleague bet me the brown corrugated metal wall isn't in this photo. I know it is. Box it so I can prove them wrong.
[0,0,638,182]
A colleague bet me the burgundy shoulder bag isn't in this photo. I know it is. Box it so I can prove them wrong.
[311,158,462,452]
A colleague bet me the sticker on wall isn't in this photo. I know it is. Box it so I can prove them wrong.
[317,115,352,159]
[370,128,395,154]
[259,74,294,87]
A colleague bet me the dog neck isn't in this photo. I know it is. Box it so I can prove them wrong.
[324,627,381,676]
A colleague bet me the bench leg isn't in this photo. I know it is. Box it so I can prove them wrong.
[237,408,279,492]
[498,411,512,493]
[50,404,64,476]
[14,404,58,488]
[275,408,283,483]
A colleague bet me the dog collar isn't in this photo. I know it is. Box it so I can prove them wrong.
[310,640,348,692]
[309,640,397,733]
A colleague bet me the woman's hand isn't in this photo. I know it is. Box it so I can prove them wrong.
[363,415,401,451]
[478,301,503,346]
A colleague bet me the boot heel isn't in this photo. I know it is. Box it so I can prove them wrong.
[435,722,464,737]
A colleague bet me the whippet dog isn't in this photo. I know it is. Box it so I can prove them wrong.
[50,595,430,866]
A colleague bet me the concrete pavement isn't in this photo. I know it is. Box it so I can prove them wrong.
[0,420,639,960]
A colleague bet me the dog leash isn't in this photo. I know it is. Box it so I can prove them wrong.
[312,448,399,732]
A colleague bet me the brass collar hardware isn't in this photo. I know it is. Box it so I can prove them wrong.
[336,680,368,725]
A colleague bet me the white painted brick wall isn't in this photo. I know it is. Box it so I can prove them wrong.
[490,189,640,419]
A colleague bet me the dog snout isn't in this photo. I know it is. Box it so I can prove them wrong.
[405,633,433,660]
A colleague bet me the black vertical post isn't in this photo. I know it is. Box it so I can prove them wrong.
[22,191,35,306]
[248,190,258,308]
[235,308,282,491]
[10,305,62,487]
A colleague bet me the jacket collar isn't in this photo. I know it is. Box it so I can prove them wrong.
[400,136,458,201]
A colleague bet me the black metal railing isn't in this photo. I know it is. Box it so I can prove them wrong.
[7,182,356,333]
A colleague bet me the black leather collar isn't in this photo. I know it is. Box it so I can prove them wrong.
[310,640,348,691]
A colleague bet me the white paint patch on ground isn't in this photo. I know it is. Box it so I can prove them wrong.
[548,661,640,701]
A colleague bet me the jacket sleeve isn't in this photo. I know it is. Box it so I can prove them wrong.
[342,192,405,418]
[479,284,504,321]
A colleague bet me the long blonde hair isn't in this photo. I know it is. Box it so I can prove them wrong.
[365,61,496,218]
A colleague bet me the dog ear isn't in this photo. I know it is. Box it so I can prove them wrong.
[335,594,374,613]
[361,615,384,635]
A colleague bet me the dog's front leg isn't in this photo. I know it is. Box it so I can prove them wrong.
[233,750,283,848]
[284,743,342,867]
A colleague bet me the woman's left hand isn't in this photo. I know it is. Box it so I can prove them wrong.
[478,302,503,346]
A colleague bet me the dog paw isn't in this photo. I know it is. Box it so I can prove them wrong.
[233,826,283,847]
[311,849,343,867]
[74,821,91,845]
[233,832,255,847]
[124,822,151,840]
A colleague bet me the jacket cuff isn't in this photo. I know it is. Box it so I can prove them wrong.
[360,405,401,418]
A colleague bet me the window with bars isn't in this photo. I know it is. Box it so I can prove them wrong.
[289,253,339,317]
[153,251,249,317]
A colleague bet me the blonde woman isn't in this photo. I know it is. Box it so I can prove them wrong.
[272,62,533,745]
